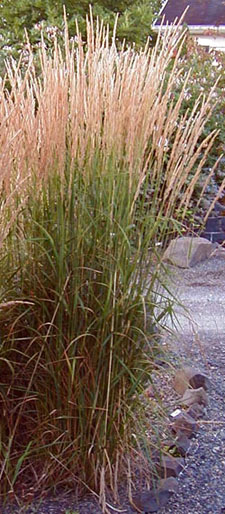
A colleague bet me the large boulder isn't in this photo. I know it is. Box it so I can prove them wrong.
[163,236,218,268]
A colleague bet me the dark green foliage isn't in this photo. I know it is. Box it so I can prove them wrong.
[179,35,225,178]
[163,33,225,214]
[0,0,162,74]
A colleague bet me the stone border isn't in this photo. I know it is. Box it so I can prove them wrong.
[131,367,210,513]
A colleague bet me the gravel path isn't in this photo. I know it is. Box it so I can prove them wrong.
[2,256,225,513]
[159,255,225,514]
[159,332,225,514]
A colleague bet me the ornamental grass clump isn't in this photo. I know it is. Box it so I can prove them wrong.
[0,13,221,511]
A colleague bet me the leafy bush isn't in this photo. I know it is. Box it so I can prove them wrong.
[169,33,225,213]
[0,0,162,75]
[0,17,220,510]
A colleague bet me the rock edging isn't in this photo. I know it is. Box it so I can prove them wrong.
[131,367,210,513]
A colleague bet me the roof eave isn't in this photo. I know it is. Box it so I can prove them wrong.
[153,24,225,35]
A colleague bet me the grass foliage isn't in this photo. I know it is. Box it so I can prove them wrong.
[0,13,220,510]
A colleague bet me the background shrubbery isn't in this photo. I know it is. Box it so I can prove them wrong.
[170,34,225,207]
[0,0,162,74]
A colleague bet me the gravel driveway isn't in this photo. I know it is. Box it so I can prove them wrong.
[160,254,225,514]
[2,255,225,513]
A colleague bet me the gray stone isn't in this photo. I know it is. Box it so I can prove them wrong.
[162,432,191,457]
[156,455,184,478]
[186,402,205,420]
[180,387,208,407]
[163,236,217,268]
[158,476,179,494]
[170,411,197,438]
[132,489,172,512]
[188,370,210,391]
[173,432,191,457]
[173,366,210,395]
[132,477,179,512]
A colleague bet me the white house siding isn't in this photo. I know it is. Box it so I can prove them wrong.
[196,35,225,51]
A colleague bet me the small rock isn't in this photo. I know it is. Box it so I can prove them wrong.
[158,477,179,494]
[171,411,197,438]
[156,455,184,478]
[163,432,191,457]
[174,366,209,395]
[180,387,208,407]
[132,489,172,512]
[188,370,210,392]
[174,432,191,457]
[186,403,205,420]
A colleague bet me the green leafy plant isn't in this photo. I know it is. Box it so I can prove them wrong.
[168,33,225,210]
[0,0,162,75]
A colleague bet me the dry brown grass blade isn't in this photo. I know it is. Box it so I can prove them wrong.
[203,176,225,223]
[0,301,34,310]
